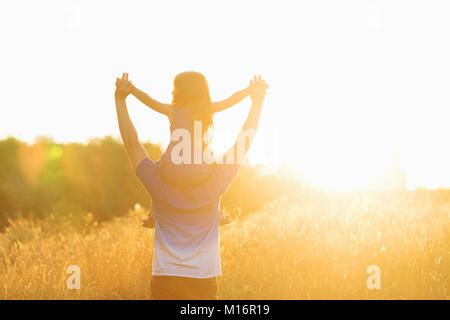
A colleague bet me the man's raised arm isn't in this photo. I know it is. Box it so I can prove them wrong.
[115,73,148,170]
[225,75,268,164]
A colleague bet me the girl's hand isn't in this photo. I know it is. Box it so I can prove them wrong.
[249,75,268,104]
[115,73,132,100]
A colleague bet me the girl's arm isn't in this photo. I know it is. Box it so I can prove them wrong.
[212,85,251,113]
[130,85,173,120]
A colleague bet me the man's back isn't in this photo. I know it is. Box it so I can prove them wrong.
[136,157,240,278]
[151,199,221,278]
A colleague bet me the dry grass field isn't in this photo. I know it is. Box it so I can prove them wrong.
[0,191,449,300]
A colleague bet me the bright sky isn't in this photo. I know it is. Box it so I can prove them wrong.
[1,0,449,190]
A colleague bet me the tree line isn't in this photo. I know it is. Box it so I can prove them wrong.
[0,137,300,230]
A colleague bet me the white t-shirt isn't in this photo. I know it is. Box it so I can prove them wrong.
[136,157,240,278]
[151,201,221,278]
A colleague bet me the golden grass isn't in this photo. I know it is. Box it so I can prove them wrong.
[0,193,449,299]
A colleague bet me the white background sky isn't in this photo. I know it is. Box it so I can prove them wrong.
[1,0,449,189]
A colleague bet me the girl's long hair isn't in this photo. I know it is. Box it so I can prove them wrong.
[172,71,213,145]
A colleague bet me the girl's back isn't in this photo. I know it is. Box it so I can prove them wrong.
[158,105,212,188]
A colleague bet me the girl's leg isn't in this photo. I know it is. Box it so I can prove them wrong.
[219,211,232,225]
[142,207,155,228]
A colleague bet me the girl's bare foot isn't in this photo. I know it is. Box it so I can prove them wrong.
[142,213,155,228]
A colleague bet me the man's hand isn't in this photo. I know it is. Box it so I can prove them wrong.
[114,72,149,170]
[249,75,269,104]
[115,73,132,100]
